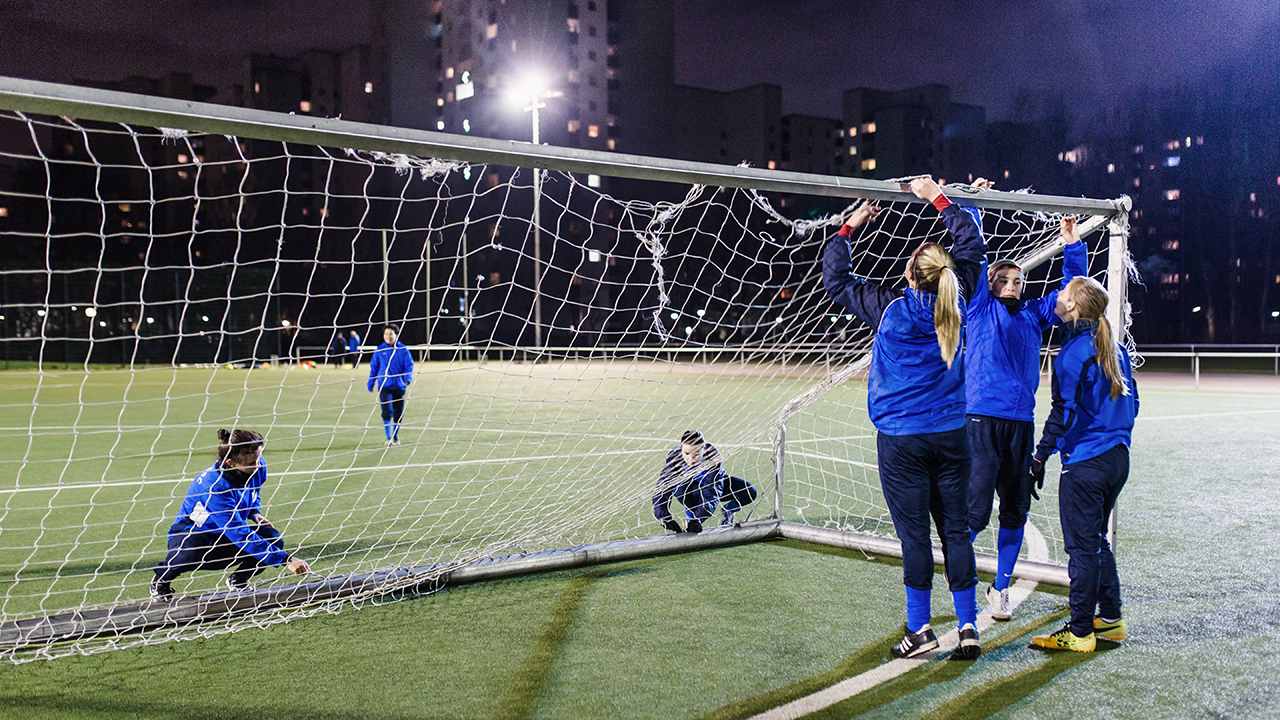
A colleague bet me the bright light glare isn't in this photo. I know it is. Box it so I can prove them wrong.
[36,309,46,317]
[282,320,291,327]
[1192,306,1202,313]
[84,307,97,317]
[1273,311,1279,318]
[146,317,155,324]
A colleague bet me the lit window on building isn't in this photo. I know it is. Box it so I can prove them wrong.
[860,122,876,134]
[588,125,599,138]
[1160,273,1180,285]
[1165,189,1180,201]
[1165,156,1180,167]
[446,91,454,102]
[1184,137,1191,147]
[1196,136,1204,145]
[446,67,454,79]
[1107,163,1114,173]
[177,154,188,164]
[365,82,374,94]
[486,23,498,39]
[607,139,616,150]
[299,101,312,112]
[587,174,601,188]
[847,126,857,137]
[437,120,445,130]
[1133,144,1143,154]
[567,18,580,32]
[768,161,776,170]
[437,97,445,107]
[848,146,857,156]
[1251,192,1257,202]
[567,120,581,132]
[861,158,876,171]
[0,207,7,217]
[1164,140,1180,151]
[1163,239,1179,251]
[254,82,260,94]
[1133,177,1140,188]
[588,250,601,262]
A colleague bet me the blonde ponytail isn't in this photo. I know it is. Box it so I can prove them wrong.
[909,243,963,368]
[1065,277,1129,399]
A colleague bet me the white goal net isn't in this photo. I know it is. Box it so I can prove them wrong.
[0,78,1130,662]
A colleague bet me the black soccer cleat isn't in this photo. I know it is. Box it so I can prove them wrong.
[890,624,939,659]
[225,574,254,592]
[953,623,981,660]
[686,518,703,534]
[150,579,174,602]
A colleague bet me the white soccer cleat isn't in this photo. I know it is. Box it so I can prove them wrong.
[225,576,253,593]
[986,584,1011,621]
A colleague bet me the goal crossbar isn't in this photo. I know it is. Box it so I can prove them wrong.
[0,75,1122,217]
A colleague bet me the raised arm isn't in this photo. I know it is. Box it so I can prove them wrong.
[1031,216,1089,329]
[907,178,987,303]
[822,201,899,331]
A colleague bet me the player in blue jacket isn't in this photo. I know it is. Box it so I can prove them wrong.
[1028,276,1138,652]
[821,178,986,660]
[150,429,309,600]
[368,325,414,447]
[653,430,757,533]
[967,213,1088,621]
[346,330,362,367]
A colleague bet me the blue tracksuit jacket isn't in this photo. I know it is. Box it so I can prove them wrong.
[174,461,289,567]
[966,241,1089,421]
[367,342,414,392]
[653,443,728,524]
[1034,319,1139,464]
[347,333,361,353]
[822,200,987,435]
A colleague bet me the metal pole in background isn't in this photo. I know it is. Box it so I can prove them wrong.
[773,424,786,520]
[381,229,390,326]
[531,103,543,352]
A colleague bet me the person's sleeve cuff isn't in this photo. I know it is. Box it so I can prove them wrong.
[931,195,953,212]
[837,224,854,237]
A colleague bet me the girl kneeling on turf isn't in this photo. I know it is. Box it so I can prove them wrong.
[151,429,309,600]
[821,178,986,660]
[1029,277,1138,652]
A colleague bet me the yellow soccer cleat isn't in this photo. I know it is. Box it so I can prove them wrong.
[1032,626,1096,652]
[1093,617,1127,640]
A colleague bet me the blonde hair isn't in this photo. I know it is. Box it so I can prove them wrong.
[909,243,962,368]
[1065,277,1129,400]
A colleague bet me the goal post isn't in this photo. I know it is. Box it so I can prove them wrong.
[0,75,1130,662]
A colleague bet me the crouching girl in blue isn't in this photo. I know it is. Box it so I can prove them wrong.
[368,325,414,447]
[821,178,986,659]
[1030,277,1138,653]
[151,429,309,600]
[654,430,757,534]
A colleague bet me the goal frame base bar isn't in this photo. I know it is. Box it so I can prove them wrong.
[0,520,1065,652]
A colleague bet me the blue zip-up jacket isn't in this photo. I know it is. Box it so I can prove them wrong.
[347,333,361,354]
[653,443,727,524]
[966,241,1089,421]
[1034,319,1139,464]
[823,199,987,435]
[173,460,290,566]
[367,341,414,392]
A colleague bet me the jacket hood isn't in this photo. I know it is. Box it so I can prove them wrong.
[1060,318,1099,344]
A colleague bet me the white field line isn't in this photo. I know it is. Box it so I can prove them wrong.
[1133,408,1280,422]
[748,516,1049,720]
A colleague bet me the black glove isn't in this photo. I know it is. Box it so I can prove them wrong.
[1027,458,1046,501]
[686,518,703,534]
[663,519,684,534]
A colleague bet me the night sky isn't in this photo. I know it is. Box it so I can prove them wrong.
[1,0,1276,120]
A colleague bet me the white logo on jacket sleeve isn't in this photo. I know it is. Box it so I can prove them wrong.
[189,501,210,526]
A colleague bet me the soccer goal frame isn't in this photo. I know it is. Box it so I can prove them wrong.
[0,76,1131,657]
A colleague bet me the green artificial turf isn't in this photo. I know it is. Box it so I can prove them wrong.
[0,371,1278,719]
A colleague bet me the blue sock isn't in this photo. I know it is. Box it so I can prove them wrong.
[383,420,392,440]
[953,588,979,627]
[905,586,931,633]
[994,526,1025,591]
[969,528,981,545]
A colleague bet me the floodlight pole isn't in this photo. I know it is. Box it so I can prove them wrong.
[523,88,561,353]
